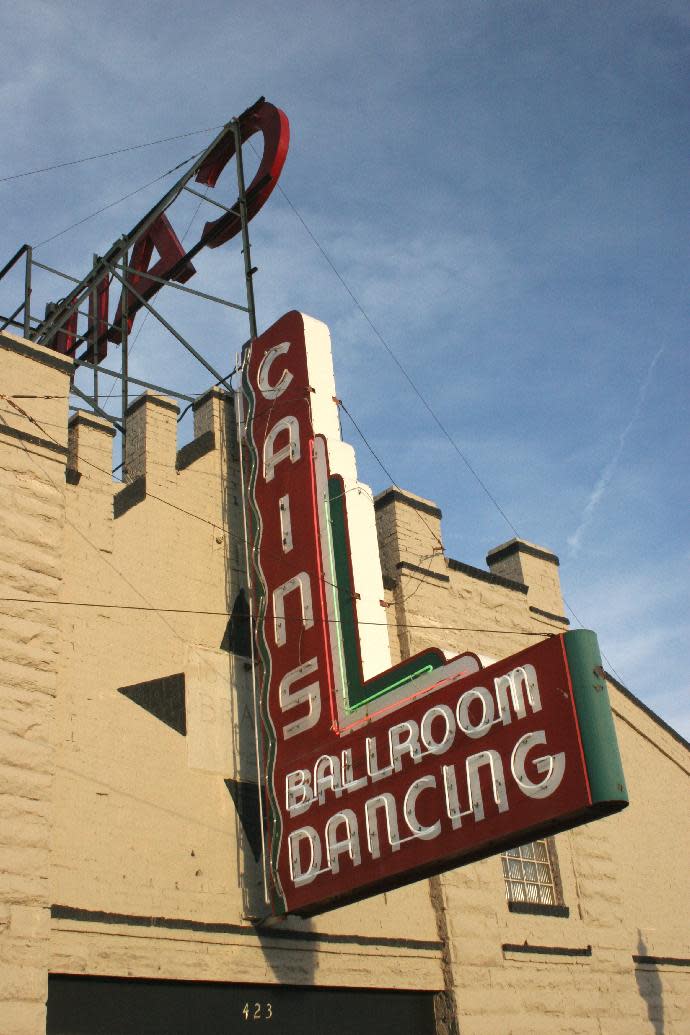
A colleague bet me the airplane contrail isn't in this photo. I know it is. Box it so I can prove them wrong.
[568,347,665,556]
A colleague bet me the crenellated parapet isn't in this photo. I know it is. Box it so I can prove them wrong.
[374,485,569,665]
[486,537,565,622]
[63,387,242,549]
[66,411,116,552]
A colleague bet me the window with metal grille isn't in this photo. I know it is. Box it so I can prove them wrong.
[501,839,561,906]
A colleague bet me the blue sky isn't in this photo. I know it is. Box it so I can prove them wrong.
[1,0,688,736]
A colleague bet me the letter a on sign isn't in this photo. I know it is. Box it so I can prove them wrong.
[109,213,196,344]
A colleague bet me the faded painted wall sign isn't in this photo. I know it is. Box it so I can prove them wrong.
[241,311,628,917]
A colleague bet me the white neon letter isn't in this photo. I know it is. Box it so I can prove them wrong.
[326,810,361,874]
[365,793,401,859]
[389,720,421,772]
[288,827,322,887]
[420,704,456,755]
[511,731,565,799]
[278,657,321,738]
[272,572,314,647]
[366,736,394,782]
[285,769,314,816]
[494,664,541,725]
[442,764,463,830]
[263,415,300,482]
[314,754,343,805]
[456,686,495,739]
[341,748,369,793]
[466,750,508,821]
[279,494,293,553]
[257,340,294,400]
[404,775,441,841]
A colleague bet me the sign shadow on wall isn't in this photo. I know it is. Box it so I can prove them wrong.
[635,931,665,1034]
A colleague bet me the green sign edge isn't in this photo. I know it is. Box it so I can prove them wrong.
[564,629,628,807]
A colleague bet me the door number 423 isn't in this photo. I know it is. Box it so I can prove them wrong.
[242,1002,273,1021]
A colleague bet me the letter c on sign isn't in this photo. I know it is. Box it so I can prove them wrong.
[404,775,441,840]
[195,99,289,249]
[257,341,293,400]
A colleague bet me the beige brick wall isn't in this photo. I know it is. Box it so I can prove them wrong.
[48,382,443,997]
[376,489,690,1034]
[434,689,690,1034]
[0,333,71,1035]
[1,335,687,1033]
[374,488,569,666]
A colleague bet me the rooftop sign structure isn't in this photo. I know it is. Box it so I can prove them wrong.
[1,102,629,920]
[0,97,289,449]
[241,311,629,917]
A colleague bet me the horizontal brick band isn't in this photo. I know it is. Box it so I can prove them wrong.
[374,488,442,520]
[51,905,441,952]
[447,557,527,594]
[503,942,591,958]
[126,393,179,418]
[396,561,450,583]
[529,605,569,625]
[114,477,147,518]
[508,901,570,918]
[633,955,690,968]
[176,430,216,471]
[487,540,559,567]
[0,422,68,456]
[1,333,73,374]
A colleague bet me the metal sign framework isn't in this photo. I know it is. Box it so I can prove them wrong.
[0,97,289,469]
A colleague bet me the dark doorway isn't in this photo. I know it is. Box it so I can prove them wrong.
[48,974,437,1035]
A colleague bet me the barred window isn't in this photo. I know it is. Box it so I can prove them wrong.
[501,839,561,906]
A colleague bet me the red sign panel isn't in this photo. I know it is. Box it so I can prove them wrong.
[242,312,627,917]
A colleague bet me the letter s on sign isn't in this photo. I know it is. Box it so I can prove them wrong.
[279,657,321,739]
[195,98,289,249]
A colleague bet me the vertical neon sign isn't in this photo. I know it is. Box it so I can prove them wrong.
[241,311,627,917]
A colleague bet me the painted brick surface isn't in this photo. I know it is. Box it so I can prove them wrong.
[378,493,689,1034]
[1,333,688,1034]
[48,375,443,1004]
[0,333,70,1035]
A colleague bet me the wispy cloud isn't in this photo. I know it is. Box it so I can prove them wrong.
[568,346,665,555]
